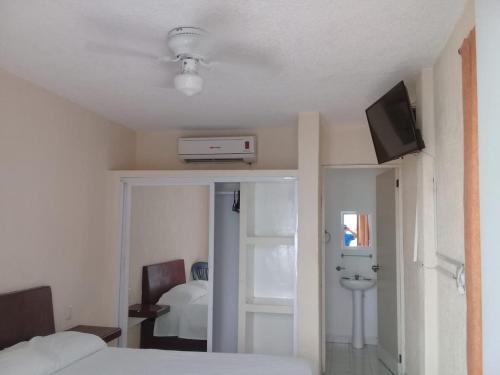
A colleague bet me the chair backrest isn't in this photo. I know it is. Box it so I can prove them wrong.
[191,261,209,281]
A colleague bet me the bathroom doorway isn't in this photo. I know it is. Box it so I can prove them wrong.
[322,166,404,375]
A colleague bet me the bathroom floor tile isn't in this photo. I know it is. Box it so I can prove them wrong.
[326,343,395,375]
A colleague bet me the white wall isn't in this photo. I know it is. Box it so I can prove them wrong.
[134,122,377,171]
[401,68,439,375]
[324,169,379,345]
[400,3,474,374]
[297,112,321,374]
[128,185,210,305]
[400,5,474,372]
[433,1,474,373]
[135,126,298,170]
[400,154,425,374]
[476,1,500,373]
[0,67,136,330]
[320,125,377,165]
[213,183,240,353]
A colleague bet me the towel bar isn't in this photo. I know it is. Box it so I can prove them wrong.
[341,253,373,258]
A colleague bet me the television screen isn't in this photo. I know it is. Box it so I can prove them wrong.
[366,81,424,164]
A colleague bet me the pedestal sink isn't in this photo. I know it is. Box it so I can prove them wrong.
[340,276,376,349]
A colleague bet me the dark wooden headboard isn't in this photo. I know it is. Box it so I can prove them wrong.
[142,259,186,305]
[0,286,55,350]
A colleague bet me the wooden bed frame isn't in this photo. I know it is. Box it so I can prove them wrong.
[139,259,207,352]
[0,286,55,350]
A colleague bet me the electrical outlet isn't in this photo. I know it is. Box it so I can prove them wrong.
[65,305,73,321]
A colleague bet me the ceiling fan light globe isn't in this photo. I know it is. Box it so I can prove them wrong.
[174,72,203,96]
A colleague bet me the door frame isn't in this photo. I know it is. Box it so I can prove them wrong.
[110,170,298,351]
[320,164,405,374]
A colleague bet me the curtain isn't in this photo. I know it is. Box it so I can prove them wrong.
[357,214,370,247]
[461,28,482,375]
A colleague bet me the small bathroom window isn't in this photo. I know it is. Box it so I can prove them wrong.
[341,211,371,249]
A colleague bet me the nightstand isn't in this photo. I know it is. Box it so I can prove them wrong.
[67,325,121,343]
[128,304,170,318]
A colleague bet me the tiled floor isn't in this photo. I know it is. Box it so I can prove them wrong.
[325,343,394,375]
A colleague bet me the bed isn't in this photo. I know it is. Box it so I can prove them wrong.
[139,259,208,351]
[0,286,311,375]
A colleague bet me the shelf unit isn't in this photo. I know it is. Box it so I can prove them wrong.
[237,181,297,355]
[244,297,294,314]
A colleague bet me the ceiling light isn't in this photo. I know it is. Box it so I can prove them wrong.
[174,72,203,96]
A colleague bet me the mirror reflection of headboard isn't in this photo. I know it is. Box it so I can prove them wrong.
[0,286,55,349]
[141,260,186,305]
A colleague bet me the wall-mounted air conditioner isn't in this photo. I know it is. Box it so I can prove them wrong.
[178,136,256,163]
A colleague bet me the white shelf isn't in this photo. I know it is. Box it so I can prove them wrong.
[246,236,295,246]
[247,297,294,306]
[245,297,294,314]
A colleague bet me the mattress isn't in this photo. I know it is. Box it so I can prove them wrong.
[56,347,312,375]
[0,332,312,375]
[153,280,208,340]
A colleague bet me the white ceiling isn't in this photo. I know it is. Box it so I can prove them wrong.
[0,0,465,130]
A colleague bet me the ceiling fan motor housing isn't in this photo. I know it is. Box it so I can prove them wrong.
[167,27,207,60]
[181,58,199,73]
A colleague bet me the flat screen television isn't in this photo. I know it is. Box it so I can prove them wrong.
[366,81,425,164]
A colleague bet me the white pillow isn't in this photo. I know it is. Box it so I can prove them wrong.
[189,280,208,290]
[0,341,55,375]
[30,331,106,371]
[2,341,29,353]
[158,281,207,305]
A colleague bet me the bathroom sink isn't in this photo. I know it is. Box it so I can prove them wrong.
[340,276,377,349]
[340,276,376,291]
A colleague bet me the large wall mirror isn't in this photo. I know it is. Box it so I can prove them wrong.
[341,211,371,249]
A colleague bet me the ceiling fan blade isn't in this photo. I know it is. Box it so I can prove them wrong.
[82,13,166,45]
[153,72,178,90]
[86,42,165,61]
[208,43,281,76]
[192,11,232,34]
[154,83,176,90]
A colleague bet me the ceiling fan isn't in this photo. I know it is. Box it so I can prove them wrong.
[87,22,278,97]
[160,26,209,96]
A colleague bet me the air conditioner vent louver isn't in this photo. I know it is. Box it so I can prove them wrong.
[178,136,256,163]
[184,158,250,163]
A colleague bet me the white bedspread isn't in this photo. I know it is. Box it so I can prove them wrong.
[55,347,312,375]
[1,332,311,375]
[153,280,208,340]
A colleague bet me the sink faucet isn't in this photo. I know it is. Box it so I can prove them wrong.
[354,274,360,280]
[336,266,346,271]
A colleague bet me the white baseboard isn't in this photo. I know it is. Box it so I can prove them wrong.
[377,345,397,374]
[326,334,378,346]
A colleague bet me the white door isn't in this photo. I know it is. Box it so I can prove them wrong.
[376,169,399,373]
